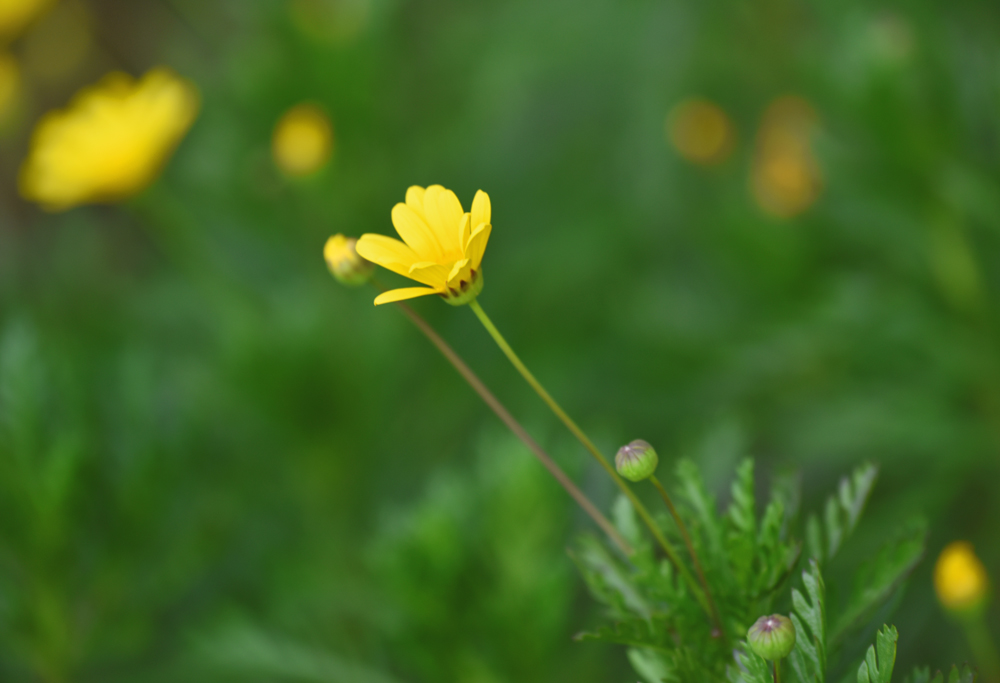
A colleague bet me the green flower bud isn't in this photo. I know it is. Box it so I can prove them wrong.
[747,614,796,661]
[325,234,374,287]
[615,439,658,482]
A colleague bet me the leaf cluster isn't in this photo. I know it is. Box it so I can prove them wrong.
[574,459,944,683]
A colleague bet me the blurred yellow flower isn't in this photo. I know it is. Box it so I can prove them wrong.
[751,96,822,219]
[272,103,332,176]
[0,0,52,41]
[356,185,491,306]
[935,541,989,614]
[666,98,735,166]
[0,52,19,122]
[324,233,373,286]
[19,67,198,211]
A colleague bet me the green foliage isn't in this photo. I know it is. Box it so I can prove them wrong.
[857,626,898,683]
[807,464,878,565]
[904,665,978,683]
[789,560,827,683]
[830,522,926,645]
[575,458,943,683]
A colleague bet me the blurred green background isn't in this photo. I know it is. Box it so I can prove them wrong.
[1,0,1000,681]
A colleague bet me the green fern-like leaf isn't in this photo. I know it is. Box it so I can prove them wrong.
[903,666,933,683]
[946,665,977,683]
[807,463,878,564]
[676,459,724,561]
[731,647,773,683]
[904,664,977,683]
[857,625,898,683]
[830,520,926,644]
[788,560,826,683]
[570,536,653,619]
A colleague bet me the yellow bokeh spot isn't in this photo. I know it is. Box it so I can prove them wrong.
[18,67,199,211]
[935,541,989,614]
[666,98,735,166]
[0,52,20,122]
[751,96,822,219]
[272,103,333,177]
[0,0,52,40]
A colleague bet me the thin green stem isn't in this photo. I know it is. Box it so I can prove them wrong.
[386,297,633,556]
[650,473,725,640]
[774,659,781,683]
[467,299,719,630]
[963,614,1000,683]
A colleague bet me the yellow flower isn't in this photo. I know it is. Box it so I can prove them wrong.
[272,103,332,177]
[19,67,199,211]
[751,96,822,219]
[0,0,52,41]
[356,185,491,306]
[324,234,373,286]
[935,541,990,614]
[666,98,735,166]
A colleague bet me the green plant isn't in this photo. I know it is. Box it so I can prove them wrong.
[572,459,950,683]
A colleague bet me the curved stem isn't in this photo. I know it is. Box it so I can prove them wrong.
[391,300,633,556]
[467,299,719,630]
[650,474,725,640]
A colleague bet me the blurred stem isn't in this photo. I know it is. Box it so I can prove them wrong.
[962,614,1000,683]
[385,296,633,556]
[650,473,724,639]
[774,659,781,683]
[467,299,720,633]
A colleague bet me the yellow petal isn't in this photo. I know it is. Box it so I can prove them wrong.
[471,190,490,233]
[447,258,470,283]
[356,233,418,277]
[466,223,491,270]
[459,213,471,252]
[407,261,451,287]
[391,202,444,261]
[422,185,464,257]
[373,286,439,306]
[405,185,426,218]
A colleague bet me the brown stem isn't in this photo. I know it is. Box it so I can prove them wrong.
[393,301,634,557]
[650,473,727,644]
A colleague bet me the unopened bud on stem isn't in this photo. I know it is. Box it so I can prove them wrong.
[324,234,374,287]
[747,614,796,661]
[615,439,658,482]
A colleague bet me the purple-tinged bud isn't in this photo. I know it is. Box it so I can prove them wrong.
[747,614,796,661]
[615,439,658,482]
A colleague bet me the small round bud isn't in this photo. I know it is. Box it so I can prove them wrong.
[324,234,373,287]
[747,614,796,661]
[615,439,658,482]
[935,541,990,615]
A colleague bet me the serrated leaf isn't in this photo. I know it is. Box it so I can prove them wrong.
[728,459,756,536]
[903,666,932,683]
[570,535,652,619]
[830,521,926,644]
[733,647,774,683]
[807,464,878,564]
[946,664,976,683]
[857,625,898,683]
[788,560,826,683]
[629,648,674,683]
[676,459,724,559]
